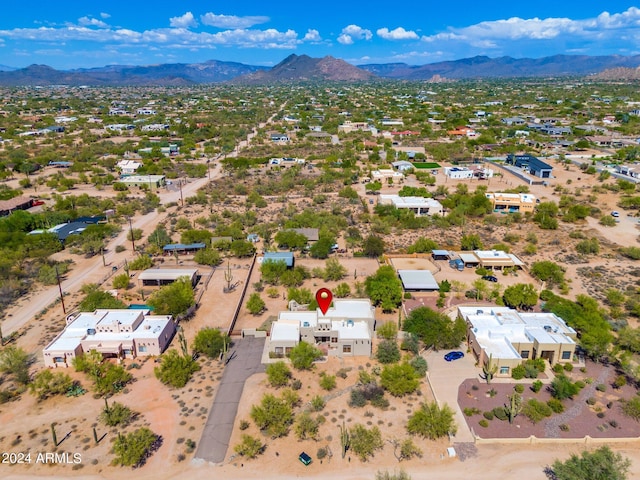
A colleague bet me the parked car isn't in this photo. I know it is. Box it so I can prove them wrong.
[444,351,464,362]
[611,211,620,217]
[482,275,498,282]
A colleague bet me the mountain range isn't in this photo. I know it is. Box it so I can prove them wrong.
[1,53,640,86]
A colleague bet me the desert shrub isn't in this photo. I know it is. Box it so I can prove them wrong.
[349,424,384,461]
[250,393,294,438]
[511,364,526,380]
[409,356,428,377]
[234,434,264,458]
[575,380,586,389]
[614,375,627,389]
[597,411,606,418]
[370,395,390,409]
[101,401,136,427]
[112,427,159,467]
[492,407,508,421]
[522,399,552,424]
[596,383,607,392]
[154,350,200,389]
[464,407,480,417]
[531,380,543,393]
[586,397,597,406]
[291,379,302,390]
[620,397,640,421]
[483,411,494,420]
[514,384,525,394]
[550,375,580,400]
[319,374,337,391]
[478,419,489,428]
[310,395,326,412]
[317,447,328,460]
[239,420,250,430]
[553,363,565,374]
[563,363,573,372]
[559,423,570,432]
[265,361,291,388]
[547,398,565,414]
[349,389,367,408]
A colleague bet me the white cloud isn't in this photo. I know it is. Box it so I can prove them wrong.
[100,13,111,19]
[337,34,353,45]
[422,7,640,47]
[170,12,197,29]
[377,27,419,41]
[303,29,321,42]
[200,13,269,29]
[78,17,108,28]
[343,25,372,40]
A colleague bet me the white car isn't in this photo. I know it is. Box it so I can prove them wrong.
[611,211,620,218]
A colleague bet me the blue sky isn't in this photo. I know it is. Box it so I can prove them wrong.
[1,2,640,69]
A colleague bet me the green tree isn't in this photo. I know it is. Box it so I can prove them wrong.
[147,277,195,315]
[287,287,314,305]
[234,434,264,458]
[260,260,288,285]
[363,235,385,257]
[310,235,334,259]
[365,265,403,312]
[288,341,322,370]
[407,401,457,439]
[230,239,256,257]
[0,346,33,385]
[250,393,294,438]
[274,230,308,250]
[79,289,127,311]
[460,233,483,251]
[377,321,398,341]
[128,255,153,270]
[246,293,266,315]
[154,349,200,388]
[531,261,566,287]
[334,282,351,298]
[380,363,420,396]
[550,446,631,480]
[29,370,74,400]
[402,306,466,350]
[349,424,384,461]
[375,469,412,480]
[294,411,321,440]
[502,283,539,310]
[112,427,159,467]
[193,328,229,359]
[377,339,401,364]
[265,361,291,387]
[407,237,439,254]
[194,248,222,266]
[112,273,131,290]
[323,258,347,281]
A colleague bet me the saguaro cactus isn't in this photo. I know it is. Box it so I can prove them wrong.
[505,392,523,424]
[339,421,350,459]
[51,423,57,446]
[224,260,233,292]
[93,427,99,445]
[482,354,498,384]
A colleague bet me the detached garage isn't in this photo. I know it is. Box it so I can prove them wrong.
[398,270,440,292]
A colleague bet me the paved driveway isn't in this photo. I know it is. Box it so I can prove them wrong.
[425,349,478,443]
[194,335,265,463]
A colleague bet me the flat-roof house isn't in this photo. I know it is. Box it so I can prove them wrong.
[116,160,142,175]
[378,195,444,216]
[43,309,176,368]
[138,268,199,287]
[391,160,415,172]
[472,250,524,270]
[485,192,537,213]
[120,175,166,188]
[371,169,404,181]
[506,154,553,179]
[443,166,474,179]
[458,306,577,376]
[268,299,376,358]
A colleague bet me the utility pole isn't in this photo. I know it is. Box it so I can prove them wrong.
[55,264,66,314]
[128,216,136,252]
[207,159,211,181]
[101,246,106,267]
[179,179,184,206]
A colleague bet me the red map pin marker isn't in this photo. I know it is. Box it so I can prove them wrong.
[316,288,333,315]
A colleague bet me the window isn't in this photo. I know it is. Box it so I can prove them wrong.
[275,347,283,355]
[500,366,509,375]
[138,345,147,353]
[520,350,530,359]
[343,345,352,353]
[331,337,338,343]
[561,351,571,360]
[54,357,64,363]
